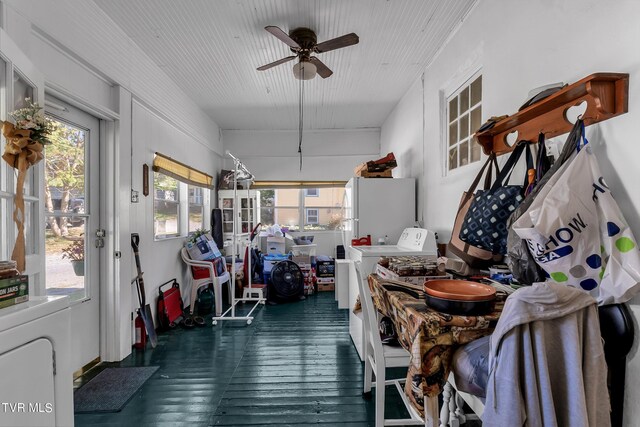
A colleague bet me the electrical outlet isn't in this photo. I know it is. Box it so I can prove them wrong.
[131,190,139,203]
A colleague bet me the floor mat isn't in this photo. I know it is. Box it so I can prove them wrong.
[74,366,159,413]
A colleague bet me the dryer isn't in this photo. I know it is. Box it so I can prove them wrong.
[348,228,437,360]
[0,296,73,427]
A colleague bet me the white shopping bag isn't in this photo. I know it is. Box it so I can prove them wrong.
[513,145,640,304]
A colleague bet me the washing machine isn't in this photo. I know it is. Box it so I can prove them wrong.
[0,296,73,427]
[348,228,437,360]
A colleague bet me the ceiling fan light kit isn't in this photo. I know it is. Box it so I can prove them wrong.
[292,60,317,80]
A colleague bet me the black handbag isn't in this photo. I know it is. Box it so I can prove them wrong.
[459,142,533,255]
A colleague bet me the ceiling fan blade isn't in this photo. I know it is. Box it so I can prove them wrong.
[265,26,300,49]
[257,55,297,71]
[314,33,359,53]
[309,57,333,78]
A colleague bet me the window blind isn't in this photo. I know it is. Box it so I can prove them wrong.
[152,152,213,189]
[252,180,347,189]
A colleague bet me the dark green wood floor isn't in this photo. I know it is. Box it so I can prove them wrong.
[74,293,414,427]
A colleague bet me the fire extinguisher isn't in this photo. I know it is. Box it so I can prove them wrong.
[133,310,147,350]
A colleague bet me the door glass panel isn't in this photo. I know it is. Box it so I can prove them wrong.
[13,71,36,197]
[44,118,87,298]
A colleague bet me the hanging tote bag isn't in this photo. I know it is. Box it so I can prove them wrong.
[506,119,586,284]
[448,153,504,268]
[459,142,533,255]
[512,138,640,305]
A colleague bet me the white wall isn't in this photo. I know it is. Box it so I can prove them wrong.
[222,128,380,181]
[2,0,223,361]
[131,101,221,314]
[380,0,640,425]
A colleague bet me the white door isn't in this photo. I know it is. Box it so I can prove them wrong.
[44,98,101,371]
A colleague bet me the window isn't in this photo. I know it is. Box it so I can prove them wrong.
[188,185,205,233]
[152,154,211,239]
[306,208,319,224]
[259,186,345,231]
[447,74,482,172]
[154,172,180,238]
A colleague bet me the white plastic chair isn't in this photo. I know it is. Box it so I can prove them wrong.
[355,261,439,427]
[180,248,232,316]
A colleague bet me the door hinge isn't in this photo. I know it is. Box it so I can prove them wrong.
[52,349,56,376]
[95,228,105,248]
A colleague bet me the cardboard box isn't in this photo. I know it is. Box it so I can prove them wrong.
[318,283,335,292]
[354,162,394,178]
[375,264,450,286]
[0,275,29,309]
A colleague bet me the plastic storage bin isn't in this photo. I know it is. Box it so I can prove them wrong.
[291,244,317,258]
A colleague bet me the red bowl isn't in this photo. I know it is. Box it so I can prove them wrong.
[423,279,496,302]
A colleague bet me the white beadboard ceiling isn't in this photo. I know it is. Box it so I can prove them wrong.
[93,0,476,131]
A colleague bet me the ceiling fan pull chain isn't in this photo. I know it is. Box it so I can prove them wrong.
[299,69,305,171]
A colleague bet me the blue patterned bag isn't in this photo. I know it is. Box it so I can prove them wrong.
[460,143,532,254]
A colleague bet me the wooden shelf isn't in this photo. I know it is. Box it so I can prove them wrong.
[475,73,629,155]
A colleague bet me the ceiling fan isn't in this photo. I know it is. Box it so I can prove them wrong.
[257,26,359,79]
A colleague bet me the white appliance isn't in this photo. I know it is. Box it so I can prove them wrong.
[0,296,73,427]
[342,177,416,247]
[349,228,438,361]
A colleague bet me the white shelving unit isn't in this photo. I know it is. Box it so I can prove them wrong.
[218,189,259,250]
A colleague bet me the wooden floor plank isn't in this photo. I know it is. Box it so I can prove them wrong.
[75,293,389,427]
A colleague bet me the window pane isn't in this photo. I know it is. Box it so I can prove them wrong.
[459,87,470,112]
[0,197,7,259]
[304,207,343,231]
[471,76,482,107]
[154,172,180,238]
[189,186,203,204]
[274,188,300,206]
[154,201,179,237]
[459,113,469,139]
[13,72,34,110]
[272,207,299,232]
[24,200,36,255]
[471,140,482,162]
[0,59,7,193]
[449,147,458,171]
[46,120,86,214]
[449,122,458,146]
[188,205,203,232]
[460,140,469,167]
[45,216,86,300]
[449,97,458,121]
[470,107,482,135]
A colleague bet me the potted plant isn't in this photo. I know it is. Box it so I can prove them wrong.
[62,238,84,276]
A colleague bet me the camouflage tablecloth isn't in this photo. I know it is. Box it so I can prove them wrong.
[363,274,504,415]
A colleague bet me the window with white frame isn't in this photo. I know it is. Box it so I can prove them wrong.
[305,208,319,225]
[188,185,205,233]
[304,188,319,197]
[446,73,482,172]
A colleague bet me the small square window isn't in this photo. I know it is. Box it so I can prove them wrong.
[304,188,319,197]
[446,74,482,172]
[306,208,319,224]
